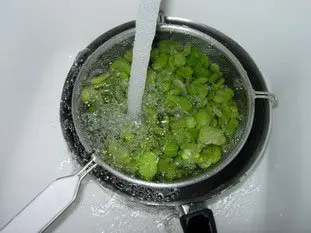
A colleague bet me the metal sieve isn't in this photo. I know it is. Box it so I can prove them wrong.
[1,15,277,233]
[73,22,258,186]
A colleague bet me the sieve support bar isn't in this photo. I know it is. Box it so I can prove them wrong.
[254,91,278,108]
[0,158,97,233]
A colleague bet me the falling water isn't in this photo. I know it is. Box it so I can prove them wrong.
[127,0,162,119]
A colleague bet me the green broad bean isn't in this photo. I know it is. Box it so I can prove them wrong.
[121,125,135,142]
[193,64,210,77]
[172,79,187,95]
[199,126,227,145]
[81,87,97,105]
[176,66,193,78]
[111,58,131,74]
[213,88,234,103]
[182,43,192,57]
[166,95,192,112]
[158,40,183,54]
[150,48,160,61]
[192,77,209,85]
[168,88,182,96]
[138,151,159,180]
[186,116,197,129]
[209,73,220,83]
[90,73,110,85]
[197,145,221,169]
[173,54,187,67]
[180,143,202,163]
[224,118,239,137]
[194,109,213,128]
[163,139,179,157]
[107,140,131,165]
[124,50,133,62]
[215,78,225,87]
[152,54,168,70]
[158,159,176,181]
[210,63,220,73]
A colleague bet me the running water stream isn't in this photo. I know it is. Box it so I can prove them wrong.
[127,0,162,119]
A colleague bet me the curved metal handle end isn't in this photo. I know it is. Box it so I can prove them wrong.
[254,91,278,108]
[179,203,217,233]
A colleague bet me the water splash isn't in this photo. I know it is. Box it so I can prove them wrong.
[211,173,263,223]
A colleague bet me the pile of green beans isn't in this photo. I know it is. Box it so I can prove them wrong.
[81,40,240,182]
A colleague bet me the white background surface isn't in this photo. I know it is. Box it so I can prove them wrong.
[0,0,311,232]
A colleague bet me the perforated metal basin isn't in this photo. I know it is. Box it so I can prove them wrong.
[60,17,277,205]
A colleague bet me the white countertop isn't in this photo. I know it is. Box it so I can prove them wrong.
[0,0,310,232]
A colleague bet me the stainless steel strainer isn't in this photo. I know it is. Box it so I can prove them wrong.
[73,23,257,186]
[1,15,277,233]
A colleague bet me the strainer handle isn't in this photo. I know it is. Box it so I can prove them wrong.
[179,202,217,233]
[254,91,278,107]
[0,159,97,233]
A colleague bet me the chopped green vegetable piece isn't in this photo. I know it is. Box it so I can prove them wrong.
[167,96,192,111]
[164,139,179,157]
[172,79,187,95]
[147,69,157,84]
[209,118,218,127]
[117,72,129,79]
[194,64,210,77]
[201,55,209,67]
[107,140,131,165]
[138,152,159,180]
[158,40,183,54]
[209,73,220,83]
[182,43,192,56]
[124,50,133,62]
[180,143,202,163]
[157,79,171,93]
[199,126,227,145]
[215,78,225,87]
[111,58,131,74]
[91,73,110,85]
[218,116,229,128]
[188,128,199,140]
[173,54,187,67]
[212,104,223,117]
[121,125,135,142]
[186,116,197,129]
[167,56,175,67]
[140,136,158,151]
[194,109,213,128]
[150,48,160,61]
[225,118,239,137]
[168,88,182,96]
[87,105,95,113]
[145,107,157,124]
[174,130,193,144]
[197,145,221,168]
[158,159,176,181]
[210,63,220,73]
[170,118,186,132]
[81,87,97,105]
[213,88,234,103]
[192,77,209,85]
[197,85,208,100]
[152,54,168,70]
[176,66,193,78]
[230,104,239,118]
